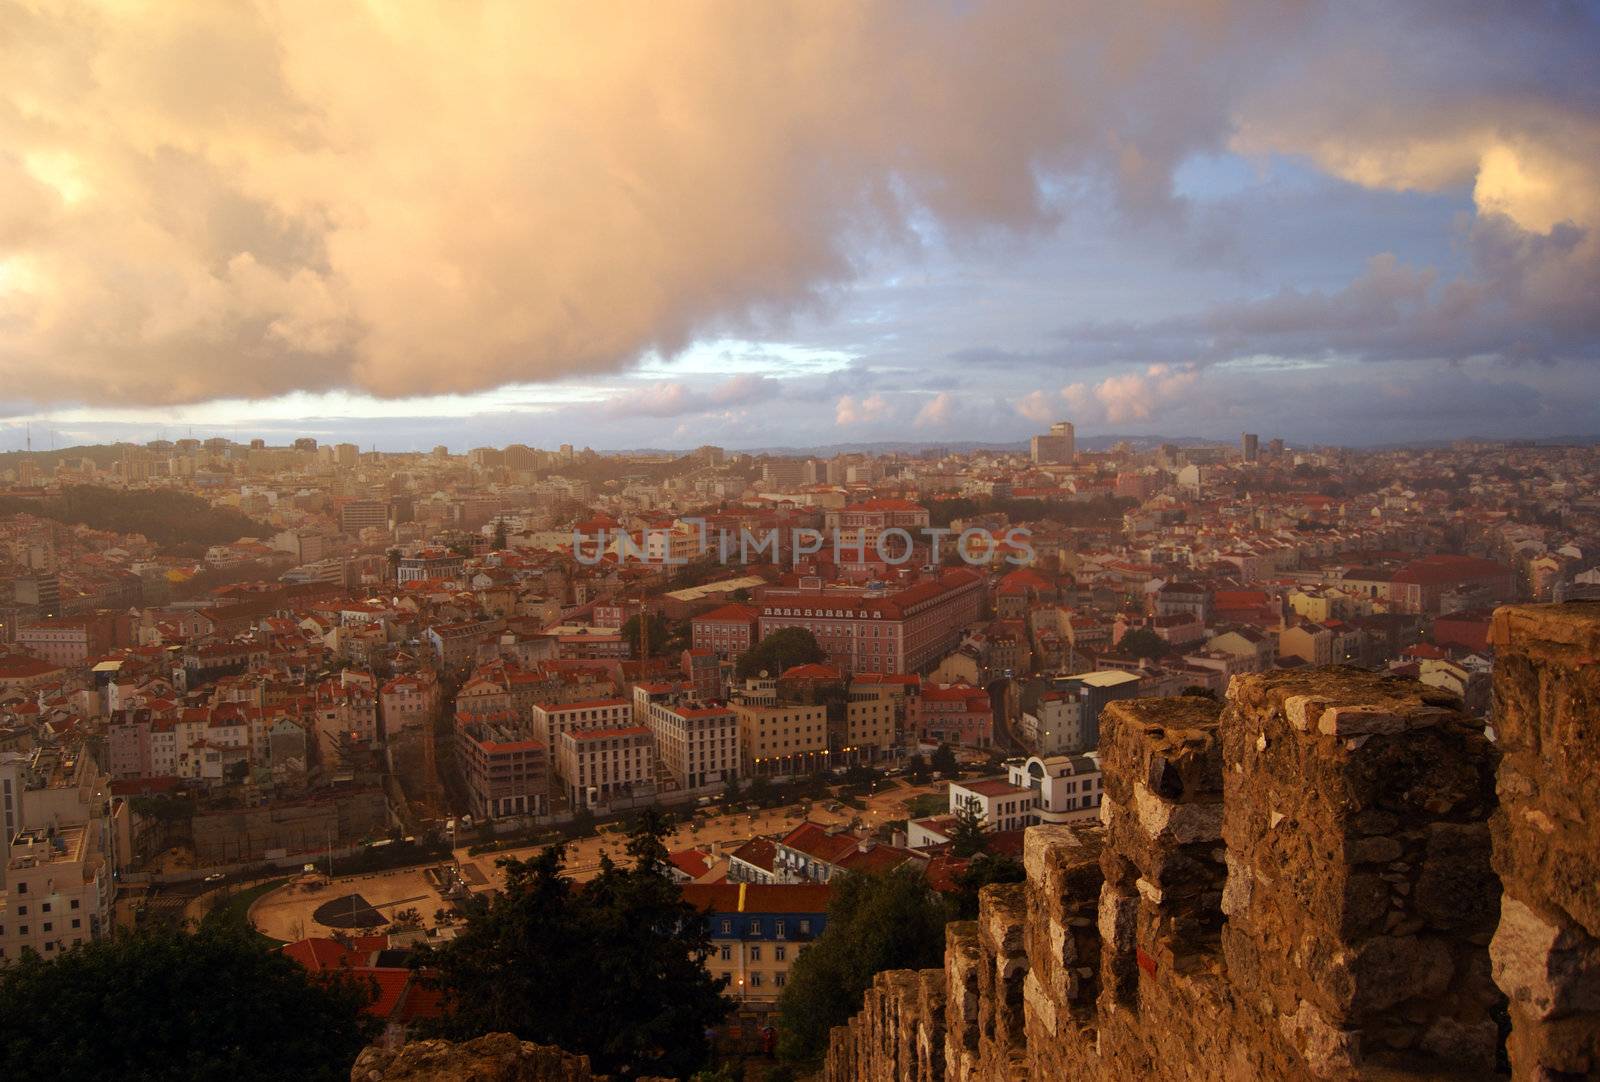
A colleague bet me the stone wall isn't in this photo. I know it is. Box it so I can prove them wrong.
[825,606,1600,1081]
[1489,603,1600,1079]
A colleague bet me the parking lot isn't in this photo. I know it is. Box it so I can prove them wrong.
[245,773,959,940]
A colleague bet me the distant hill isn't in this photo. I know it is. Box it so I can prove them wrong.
[0,485,270,552]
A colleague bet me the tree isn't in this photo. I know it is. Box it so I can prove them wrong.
[905,752,929,785]
[621,612,671,657]
[776,868,953,1065]
[735,627,827,680]
[491,519,509,551]
[951,853,1027,920]
[1117,627,1169,660]
[224,760,250,784]
[747,775,776,807]
[417,815,731,1078]
[930,743,960,778]
[0,924,375,1082]
[950,796,988,858]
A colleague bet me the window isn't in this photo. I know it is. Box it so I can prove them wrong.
[720,919,732,934]
[71,919,80,930]
[775,919,786,937]
[799,919,812,935]
[42,903,51,913]
[719,944,731,961]
[775,972,786,988]
[18,926,27,935]
[15,905,24,916]
[775,945,787,961]
[749,972,762,988]
[43,923,51,932]
[749,945,761,961]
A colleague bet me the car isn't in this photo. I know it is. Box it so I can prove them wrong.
[203,872,225,883]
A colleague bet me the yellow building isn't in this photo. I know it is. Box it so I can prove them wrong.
[732,701,828,777]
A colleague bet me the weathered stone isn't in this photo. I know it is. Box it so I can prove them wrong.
[1491,896,1600,1021]
[822,620,1600,1082]
[1278,1000,1358,1078]
[351,1034,594,1081]
[1132,782,1223,845]
[1348,835,1403,864]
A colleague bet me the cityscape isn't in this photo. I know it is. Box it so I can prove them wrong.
[1,3,1598,1082]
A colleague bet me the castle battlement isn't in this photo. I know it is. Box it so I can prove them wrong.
[825,602,1600,1081]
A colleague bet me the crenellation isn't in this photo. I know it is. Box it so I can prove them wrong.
[825,609,1600,1081]
[1489,601,1600,1079]
[975,882,1030,1080]
[1221,668,1500,1076]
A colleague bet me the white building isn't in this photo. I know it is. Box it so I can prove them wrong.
[555,725,656,808]
[529,698,633,748]
[646,701,740,789]
[947,777,1039,833]
[0,823,111,962]
[1007,753,1103,824]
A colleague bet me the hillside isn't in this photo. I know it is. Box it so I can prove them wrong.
[0,485,270,551]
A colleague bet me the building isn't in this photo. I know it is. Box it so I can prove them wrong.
[379,672,442,738]
[555,725,656,808]
[456,721,547,820]
[397,552,466,585]
[1241,432,1259,463]
[1006,753,1103,824]
[947,776,1038,832]
[1046,671,1141,752]
[760,459,807,491]
[757,568,985,675]
[681,882,831,1003]
[529,698,633,748]
[1388,556,1516,615]
[338,499,389,535]
[912,682,993,747]
[691,603,762,661]
[0,823,111,962]
[733,701,829,777]
[646,701,739,790]
[727,837,779,884]
[14,615,111,668]
[1030,421,1075,464]
[773,822,923,883]
[823,498,931,536]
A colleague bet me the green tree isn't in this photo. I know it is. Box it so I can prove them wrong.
[0,924,375,1081]
[776,868,952,1065]
[417,815,731,1077]
[930,743,960,778]
[1116,627,1169,660]
[735,627,827,680]
[621,612,672,657]
[491,519,509,551]
[747,775,776,807]
[905,752,929,784]
[949,795,988,858]
[951,852,1026,920]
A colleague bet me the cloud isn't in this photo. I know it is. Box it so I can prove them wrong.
[1057,364,1201,424]
[1014,389,1057,425]
[601,374,776,418]
[0,0,1312,407]
[835,393,889,426]
[913,391,953,427]
[1,1,1596,418]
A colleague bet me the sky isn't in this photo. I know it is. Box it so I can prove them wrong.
[2,0,1598,452]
